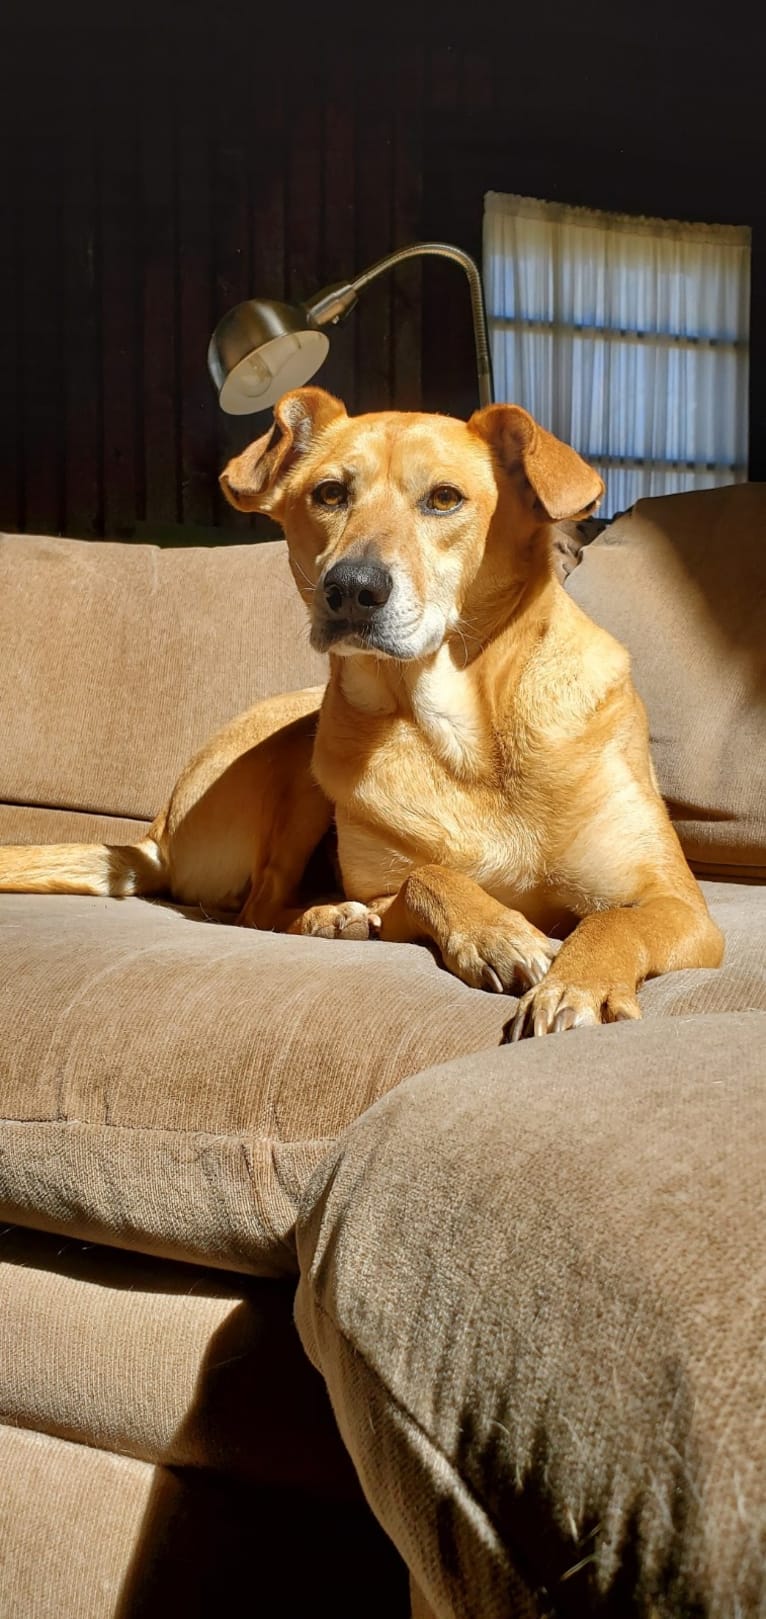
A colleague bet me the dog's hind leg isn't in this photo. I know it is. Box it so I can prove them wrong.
[281,899,383,940]
[234,774,336,932]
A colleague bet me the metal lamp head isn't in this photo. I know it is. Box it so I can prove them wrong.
[207,246,493,416]
[207,298,330,415]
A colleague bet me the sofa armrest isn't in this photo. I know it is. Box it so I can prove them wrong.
[296,1011,766,1619]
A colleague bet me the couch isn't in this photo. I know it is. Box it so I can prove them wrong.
[0,484,764,1618]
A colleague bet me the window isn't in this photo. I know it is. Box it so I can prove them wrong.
[483,191,751,517]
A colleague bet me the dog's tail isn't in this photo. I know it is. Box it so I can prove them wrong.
[0,838,167,897]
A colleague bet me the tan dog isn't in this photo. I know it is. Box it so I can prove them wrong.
[0,388,723,1038]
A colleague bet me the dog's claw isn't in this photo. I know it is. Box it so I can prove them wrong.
[481,964,504,993]
[508,1004,527,1042]
[445,921,557,996]
[504,979,642,1041]
[529,951,554,985]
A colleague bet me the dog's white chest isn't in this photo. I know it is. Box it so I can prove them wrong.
[406,659,486,777]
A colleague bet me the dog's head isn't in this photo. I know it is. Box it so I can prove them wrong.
[220,388,603,661]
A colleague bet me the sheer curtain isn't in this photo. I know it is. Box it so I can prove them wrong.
[483,191,751,517]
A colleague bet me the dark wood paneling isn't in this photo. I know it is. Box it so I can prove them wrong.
[176,57,217,533]
[140,65,180,530]
[18,79,66,536]
[99,73,141,539]
[0,6,763,540]
[63,114,103,537]
[0,85,21,535]
[353,55,395,416]
[391,48,425,413]
[318,48,358,411]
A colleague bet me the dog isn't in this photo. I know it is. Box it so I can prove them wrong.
[0,388,723,1038]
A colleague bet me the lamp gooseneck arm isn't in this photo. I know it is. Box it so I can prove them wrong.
[304,242,494,410]
[351,243,494,409]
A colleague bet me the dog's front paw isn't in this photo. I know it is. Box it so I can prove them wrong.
[443,923,559,994]
[504,979,641,1041]
[295,901,382,941]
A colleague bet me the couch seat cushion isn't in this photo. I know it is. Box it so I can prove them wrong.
[1,880,763,1274]
[296,1011,766,1619]
[0,893,511,1273]
[0,1422,406,1619]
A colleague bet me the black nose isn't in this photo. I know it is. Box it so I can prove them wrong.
[323,560,393,619]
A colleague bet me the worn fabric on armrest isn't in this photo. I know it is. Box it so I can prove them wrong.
[296,1011,766,1619]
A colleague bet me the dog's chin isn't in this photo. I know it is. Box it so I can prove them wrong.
[310,617,445,662]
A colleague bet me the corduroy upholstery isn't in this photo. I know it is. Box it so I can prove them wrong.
[0,533,325,824]
[0,1225,352,1488]
[0,880,763,1277]
[568,484,766,879]
[296,1013,766,1619]
[0,1419,406,1618]
[0,491,764,1618]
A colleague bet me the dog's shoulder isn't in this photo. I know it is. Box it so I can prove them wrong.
[493,585,633,746]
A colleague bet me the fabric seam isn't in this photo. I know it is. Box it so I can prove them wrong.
[0,1117,339,1147]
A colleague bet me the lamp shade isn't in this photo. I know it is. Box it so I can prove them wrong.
[207,298,329,414]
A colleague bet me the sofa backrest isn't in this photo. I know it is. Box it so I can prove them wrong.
[4,490,765,878]
[567,483,766,880]
[0,535,326,826]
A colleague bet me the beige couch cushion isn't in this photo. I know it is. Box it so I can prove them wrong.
[296,1011,766,1619]
[0,805,151,845]
[0,892,513,1274]
[0,880,763,1275]
[0,1421,405,1618]
[0,1225,352,1491]
[0,533,325,822]
[567,485,766,878]
[0,1425,184,1619]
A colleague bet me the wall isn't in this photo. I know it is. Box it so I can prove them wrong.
[1,2,763,543]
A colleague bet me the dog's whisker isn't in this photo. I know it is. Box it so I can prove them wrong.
[451,622,473,669]
[291,557,315,591]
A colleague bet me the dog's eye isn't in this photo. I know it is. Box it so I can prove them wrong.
[312,480,348,509]
[425,485,464,513]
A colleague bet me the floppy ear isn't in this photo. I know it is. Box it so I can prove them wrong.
[468,403,604,521]
[219,387,347,514]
